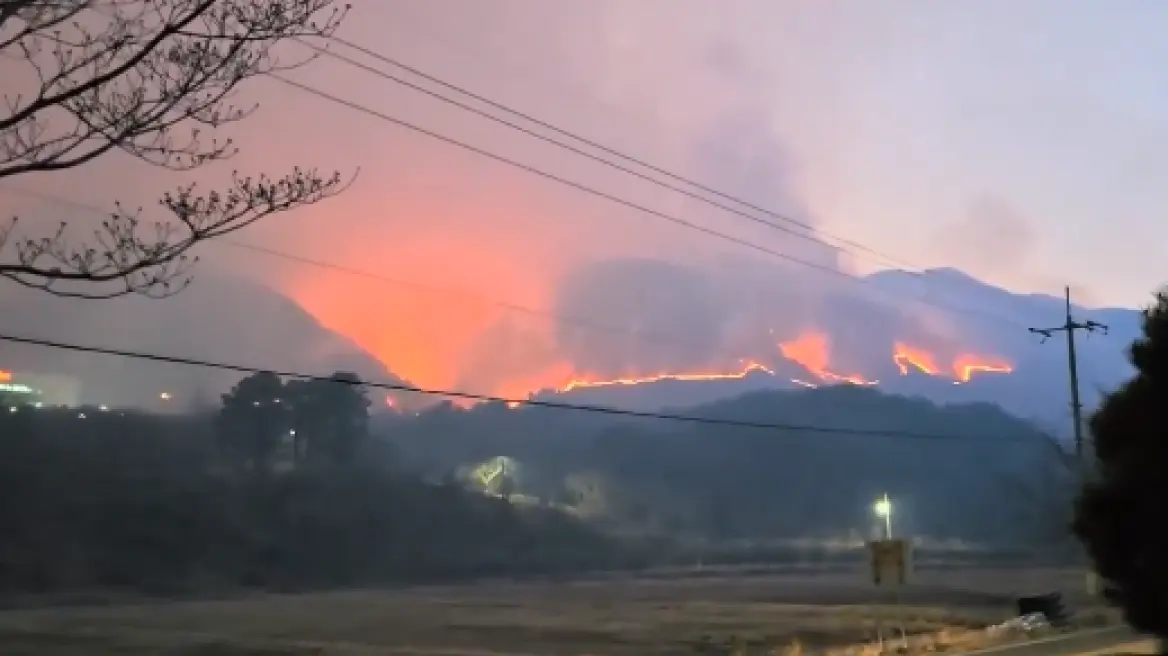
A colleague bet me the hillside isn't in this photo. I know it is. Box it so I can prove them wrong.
[386,385,1076,547]
[0,274,413,410]
[533,267,1139,432]
[0,264,1142,427]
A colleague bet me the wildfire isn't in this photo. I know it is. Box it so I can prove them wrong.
[559,360,775,393]
[369,331,1013,411]
[953,355,1013,383]
[893,342,1013,383]
[892,343,941,376]
[778,332,878,387]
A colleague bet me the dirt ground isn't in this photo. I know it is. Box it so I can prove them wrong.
[0,566,1116,655]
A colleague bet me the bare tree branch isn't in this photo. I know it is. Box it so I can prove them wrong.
[0,0,351,298]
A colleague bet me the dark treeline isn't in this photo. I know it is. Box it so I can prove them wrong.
[385,386,1079,546]
[0,372,630,597]
[0,373,1081,598]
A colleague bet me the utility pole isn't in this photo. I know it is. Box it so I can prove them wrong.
[1029,286,1107,461]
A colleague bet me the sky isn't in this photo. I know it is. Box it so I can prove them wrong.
[3,0,1168,397]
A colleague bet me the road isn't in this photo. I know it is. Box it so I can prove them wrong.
[968,627,1152,656]
[1078,639,1157,656]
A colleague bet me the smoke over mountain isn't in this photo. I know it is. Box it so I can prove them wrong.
[448,243,1019,398]
[0,275,404,410]
[554,258,732,374]
[0,250,1140,435]
[0,2,1144,432]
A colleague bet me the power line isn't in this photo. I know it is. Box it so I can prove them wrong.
[54,8,1043,328]
[0,330,1050,445]
[1028,286,1108,461]
[0,185,776,359]
[1,187,1068,449]
[297,37,900,271]
[267,73,1029,330]
[2,182,1035,387]
[0,185,1078,464]
[324,35,918,273]
[0,20,1032,328]
[270,75,843,277]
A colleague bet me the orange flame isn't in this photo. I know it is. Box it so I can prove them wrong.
[559,360,775,392]
[368,330,1013,409]
[953,355,1013,383]
[0,370,9,382]
[778,331,878,386]
[894,343,1013,383]
[893,343,941,376]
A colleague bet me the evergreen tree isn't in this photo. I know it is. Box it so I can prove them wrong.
[1074,291,1168,637]
[286,372,370,466]
[217,371,288,473]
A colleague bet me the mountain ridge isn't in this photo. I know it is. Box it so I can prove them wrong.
[0,265,1142,424]
[0,273,409,409]
[534,267,1138,431]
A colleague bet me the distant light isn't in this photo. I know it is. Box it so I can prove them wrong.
[289,429,296,436]
[99,405,109,412]
[77,413,86,419]
[873,496,892,518]
[253,401,260,407]
[7,407,16,413]
[159,392,172,400]
[32,402,42,409]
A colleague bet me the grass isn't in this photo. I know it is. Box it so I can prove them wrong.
[0,567,1117,655]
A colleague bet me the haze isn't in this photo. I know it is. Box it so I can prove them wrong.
[3,0,1165,400]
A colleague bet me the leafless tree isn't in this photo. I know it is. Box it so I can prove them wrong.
[0,0,351,298]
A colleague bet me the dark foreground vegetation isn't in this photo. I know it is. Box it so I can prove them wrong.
[388,385,1080,546]
[0,365,1091,599]
[1075,289,1168,639]
[0,374,629,597]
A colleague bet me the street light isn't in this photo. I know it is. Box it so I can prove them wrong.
[873,493,893,539]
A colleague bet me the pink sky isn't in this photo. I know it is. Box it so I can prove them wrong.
[4,0,1165,393]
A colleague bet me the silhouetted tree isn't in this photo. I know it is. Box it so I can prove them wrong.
[286,372,370,466]
[285,379,312,465]
[217,371,288,472]
[0,402,626,594]
[0,0,349,298]
[1074,291,1168,638]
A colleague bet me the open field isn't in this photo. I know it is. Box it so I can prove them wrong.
[0,567,1117,655]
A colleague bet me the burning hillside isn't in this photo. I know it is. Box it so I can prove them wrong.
[290,243,1038,414]
[559,361,775,393]
[354,254,1033,415]
[893,342,1014,384]
[536,329,1013,398]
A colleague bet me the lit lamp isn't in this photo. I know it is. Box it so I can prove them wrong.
[873,493,893,539]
